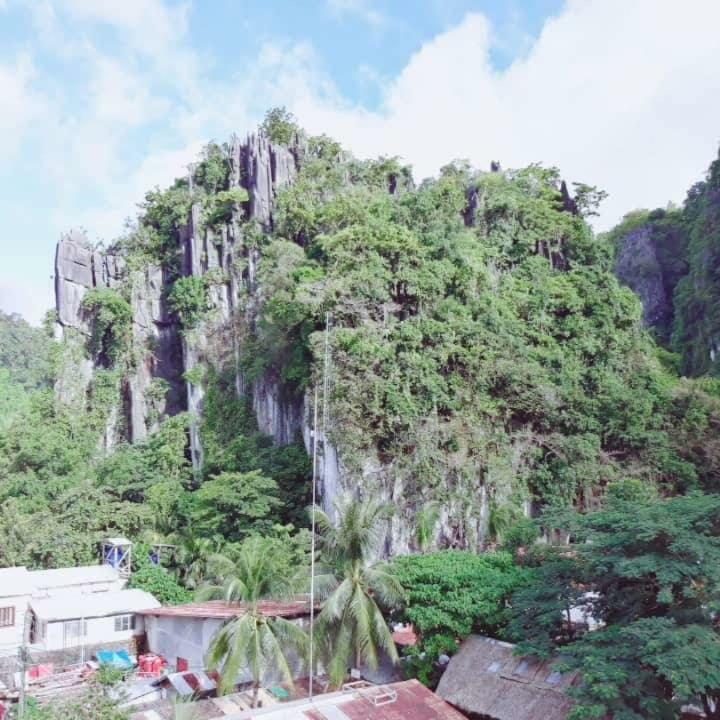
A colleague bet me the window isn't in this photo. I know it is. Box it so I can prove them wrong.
[546,671,564,685]
[114,615,136,632]
[30,614,46,644]
[0,607,15,628]
[63,620,88,647]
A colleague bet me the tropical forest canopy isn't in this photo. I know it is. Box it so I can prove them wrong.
[1,112,720,718]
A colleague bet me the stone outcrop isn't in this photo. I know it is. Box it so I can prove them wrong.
[54,132,306,464]
[614,225,671,329]
[52,130,482,553]
[54,229,125,335]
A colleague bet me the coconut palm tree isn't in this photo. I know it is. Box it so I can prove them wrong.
[314,495,405,685]
[201,535,309,706]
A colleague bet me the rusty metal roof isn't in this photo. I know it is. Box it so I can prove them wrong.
[328,680,467,720]
[138,599,313,620]
[392,624,418,647]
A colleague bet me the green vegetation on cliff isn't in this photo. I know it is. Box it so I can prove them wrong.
[609,149,720,377]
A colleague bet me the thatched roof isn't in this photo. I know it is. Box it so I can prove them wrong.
[436,635,579,720]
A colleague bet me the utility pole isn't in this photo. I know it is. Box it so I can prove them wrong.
[309,312,331,703]
[18,642,26,718]
[309,385,319,702]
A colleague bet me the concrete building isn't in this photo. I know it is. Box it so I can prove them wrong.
[0,563,157,663]
[28,589,160,653]
[140,600,314,675]
[0,568,34,656]
[30,565,125,598]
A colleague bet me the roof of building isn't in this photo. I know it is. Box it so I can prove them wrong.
[392,624,418,647]
[153,670,217,697]
[435,635,579,720]
[214,680,464,720]
[30,589,160,621]
[30,564,120,590]
[138,599,314,620]
[0,567,33,597]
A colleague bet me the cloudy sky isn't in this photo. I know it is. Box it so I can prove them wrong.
[1,0,720,324]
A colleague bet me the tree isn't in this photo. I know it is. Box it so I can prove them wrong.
[509,492,720,719]
[314,496,404,685]
[392,550,530,685]
[261,107,298,145]
[202,535,309,705]
[507,548,588,658]
[128,545,192,605]
[190,470,282,540]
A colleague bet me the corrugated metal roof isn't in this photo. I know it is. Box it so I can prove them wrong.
[0,567,33,597]
[436,635,579,720]
[30,589,160,621]
[215,680,466,720]
[30,564,120,590]
[154,671,217,697]
[138,599,314,620]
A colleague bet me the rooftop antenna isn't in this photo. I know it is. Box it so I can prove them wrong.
[309,312,331,702]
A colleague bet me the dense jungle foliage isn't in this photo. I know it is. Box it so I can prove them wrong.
[2,115,720,718]
[2,121,720,563]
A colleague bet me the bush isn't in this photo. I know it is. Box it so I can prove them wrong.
[391,551,530,684]
[206,188,249,225]
[81,288,133,366]
[168,276,211,328]
[261,107,298,145]
[128,544,192,605]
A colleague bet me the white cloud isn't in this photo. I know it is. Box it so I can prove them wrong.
[274,0,720,229]
[0,54,46,162]
[6,0,720,325]
[326,0,387,28]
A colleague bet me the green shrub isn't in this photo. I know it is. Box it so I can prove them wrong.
[261,106,298,145]
[168,276,211,328]
[81,288,133,366]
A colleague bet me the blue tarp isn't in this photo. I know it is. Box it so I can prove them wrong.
[96,650,134,670]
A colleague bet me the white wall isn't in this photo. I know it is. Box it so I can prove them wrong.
[145,615,225,672]
[145,615,309,682]
[37,613,145,652]
[0,594,29,653]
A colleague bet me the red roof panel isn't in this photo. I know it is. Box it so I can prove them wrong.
[138,599,315,620]
[328,680,467,720]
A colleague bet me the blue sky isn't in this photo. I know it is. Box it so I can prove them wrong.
[1,0,720,324]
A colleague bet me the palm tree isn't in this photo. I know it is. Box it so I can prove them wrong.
[314,495,405,686]
[172,530,225,590]
[201,535,309,706]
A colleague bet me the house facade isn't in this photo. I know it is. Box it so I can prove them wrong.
[0,568,34,656]
[29,589,160,655]
[140,600,313,677]
[0,564,158,663]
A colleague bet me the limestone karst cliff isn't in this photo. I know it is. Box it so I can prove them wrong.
[52,119,702,555]
[54,132,307,459]
[609,148,720,376]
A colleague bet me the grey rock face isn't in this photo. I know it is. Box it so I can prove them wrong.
[55,130,491,555]
[615,225,670,328]
[55,229,128,335]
